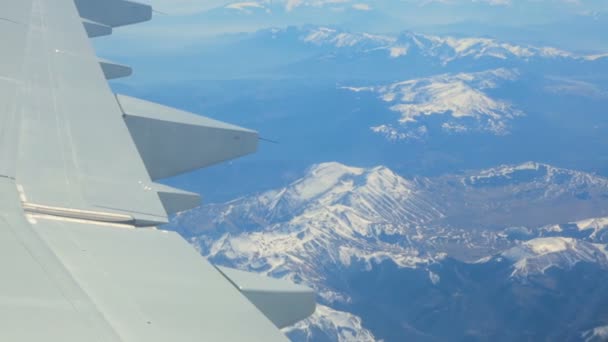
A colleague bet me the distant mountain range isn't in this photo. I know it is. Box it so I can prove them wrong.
[205,0,608,49]
[295,26,596,63]
[108,25,607,83]
[248,26,607,80]
[168,161,608,341]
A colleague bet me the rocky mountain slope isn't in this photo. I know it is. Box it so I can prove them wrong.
[168,161,608,341]
[345,68,523,139]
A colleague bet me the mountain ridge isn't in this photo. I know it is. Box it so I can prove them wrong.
[168,161,608,341]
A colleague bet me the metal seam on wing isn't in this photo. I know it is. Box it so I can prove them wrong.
[22,202,136,225]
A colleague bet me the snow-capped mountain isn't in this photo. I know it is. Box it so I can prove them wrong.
[464,161,608,190]
[171,162,445,340]
[572,217,608,241]
[286,26,598,64]
[500,237,608,278]
[538,216,608,244]
[284,304,377,342]
[168,161,608,341]
[174,163,443,303]
[223,0,377,13]
[424,162,608,229]
[300,26,394,49]
[241,26,603,140]
[583,325,608,342]
[195,25,605,83]
[391,31,578,64]
[345,68,522,139]
[211,0,608,41]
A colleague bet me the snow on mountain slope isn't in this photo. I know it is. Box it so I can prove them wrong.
[177,163,443,300]
[393,31,574,65]
[539,216,608,244]
[168,161,608,340]
[284,305,377,342]
[501,237,608,278]
[576,217,608,232]
[465,161,608,193]
[420,161,608,230]
[583,325,608,342]
[302,26,395,48]
[251,26,597,64]
[345,68,522,139]
[289,26,594,63]
[171,162,446,340]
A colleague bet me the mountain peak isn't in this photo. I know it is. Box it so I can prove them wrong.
[306,162,365,178]
[174,163,443,305]
[300,26,395,48]
[524,237,575,255]
[287,162,366,203]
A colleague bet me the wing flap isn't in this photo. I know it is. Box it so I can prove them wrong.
[99,59,133,79]
[153,183,201,215]
[117,94,259,180]
[14,0,168,225]
[218,267,316,328]
[74,0,152,28]
[83,19,112,38]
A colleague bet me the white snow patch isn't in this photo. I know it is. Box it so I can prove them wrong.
[525,237,570,255]
[389,46,408,58]
[585,53,608,61]
[370,124,424,141]
[502,237,608,278]
[575,217,608,231]
[340,86,373,93]
[185,162,444,309]
[428,270,440,285]
[303,27,394,48]
[583,325,608,342]
[290,26,601,63]
[283,304,377,342]
[290,162,365,201]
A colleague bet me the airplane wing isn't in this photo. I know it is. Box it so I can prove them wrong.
[0,0,315,341]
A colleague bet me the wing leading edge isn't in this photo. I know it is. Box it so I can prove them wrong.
[0,0,315,340]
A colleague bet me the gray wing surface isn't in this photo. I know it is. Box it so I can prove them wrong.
[0,0,315,340]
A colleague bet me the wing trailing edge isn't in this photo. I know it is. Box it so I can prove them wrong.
[75,0,152,28]
[152,183,201,215]
[116,94,259,180]
[99,59,132,79]
[218,267,317,328]
[83,19,112,38]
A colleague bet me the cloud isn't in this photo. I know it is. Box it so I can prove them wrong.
[286,0,305,11]
[139,0,230,15]
[352,3,372,10]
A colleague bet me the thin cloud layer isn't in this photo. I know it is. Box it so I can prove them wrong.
[140,0,230,15]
